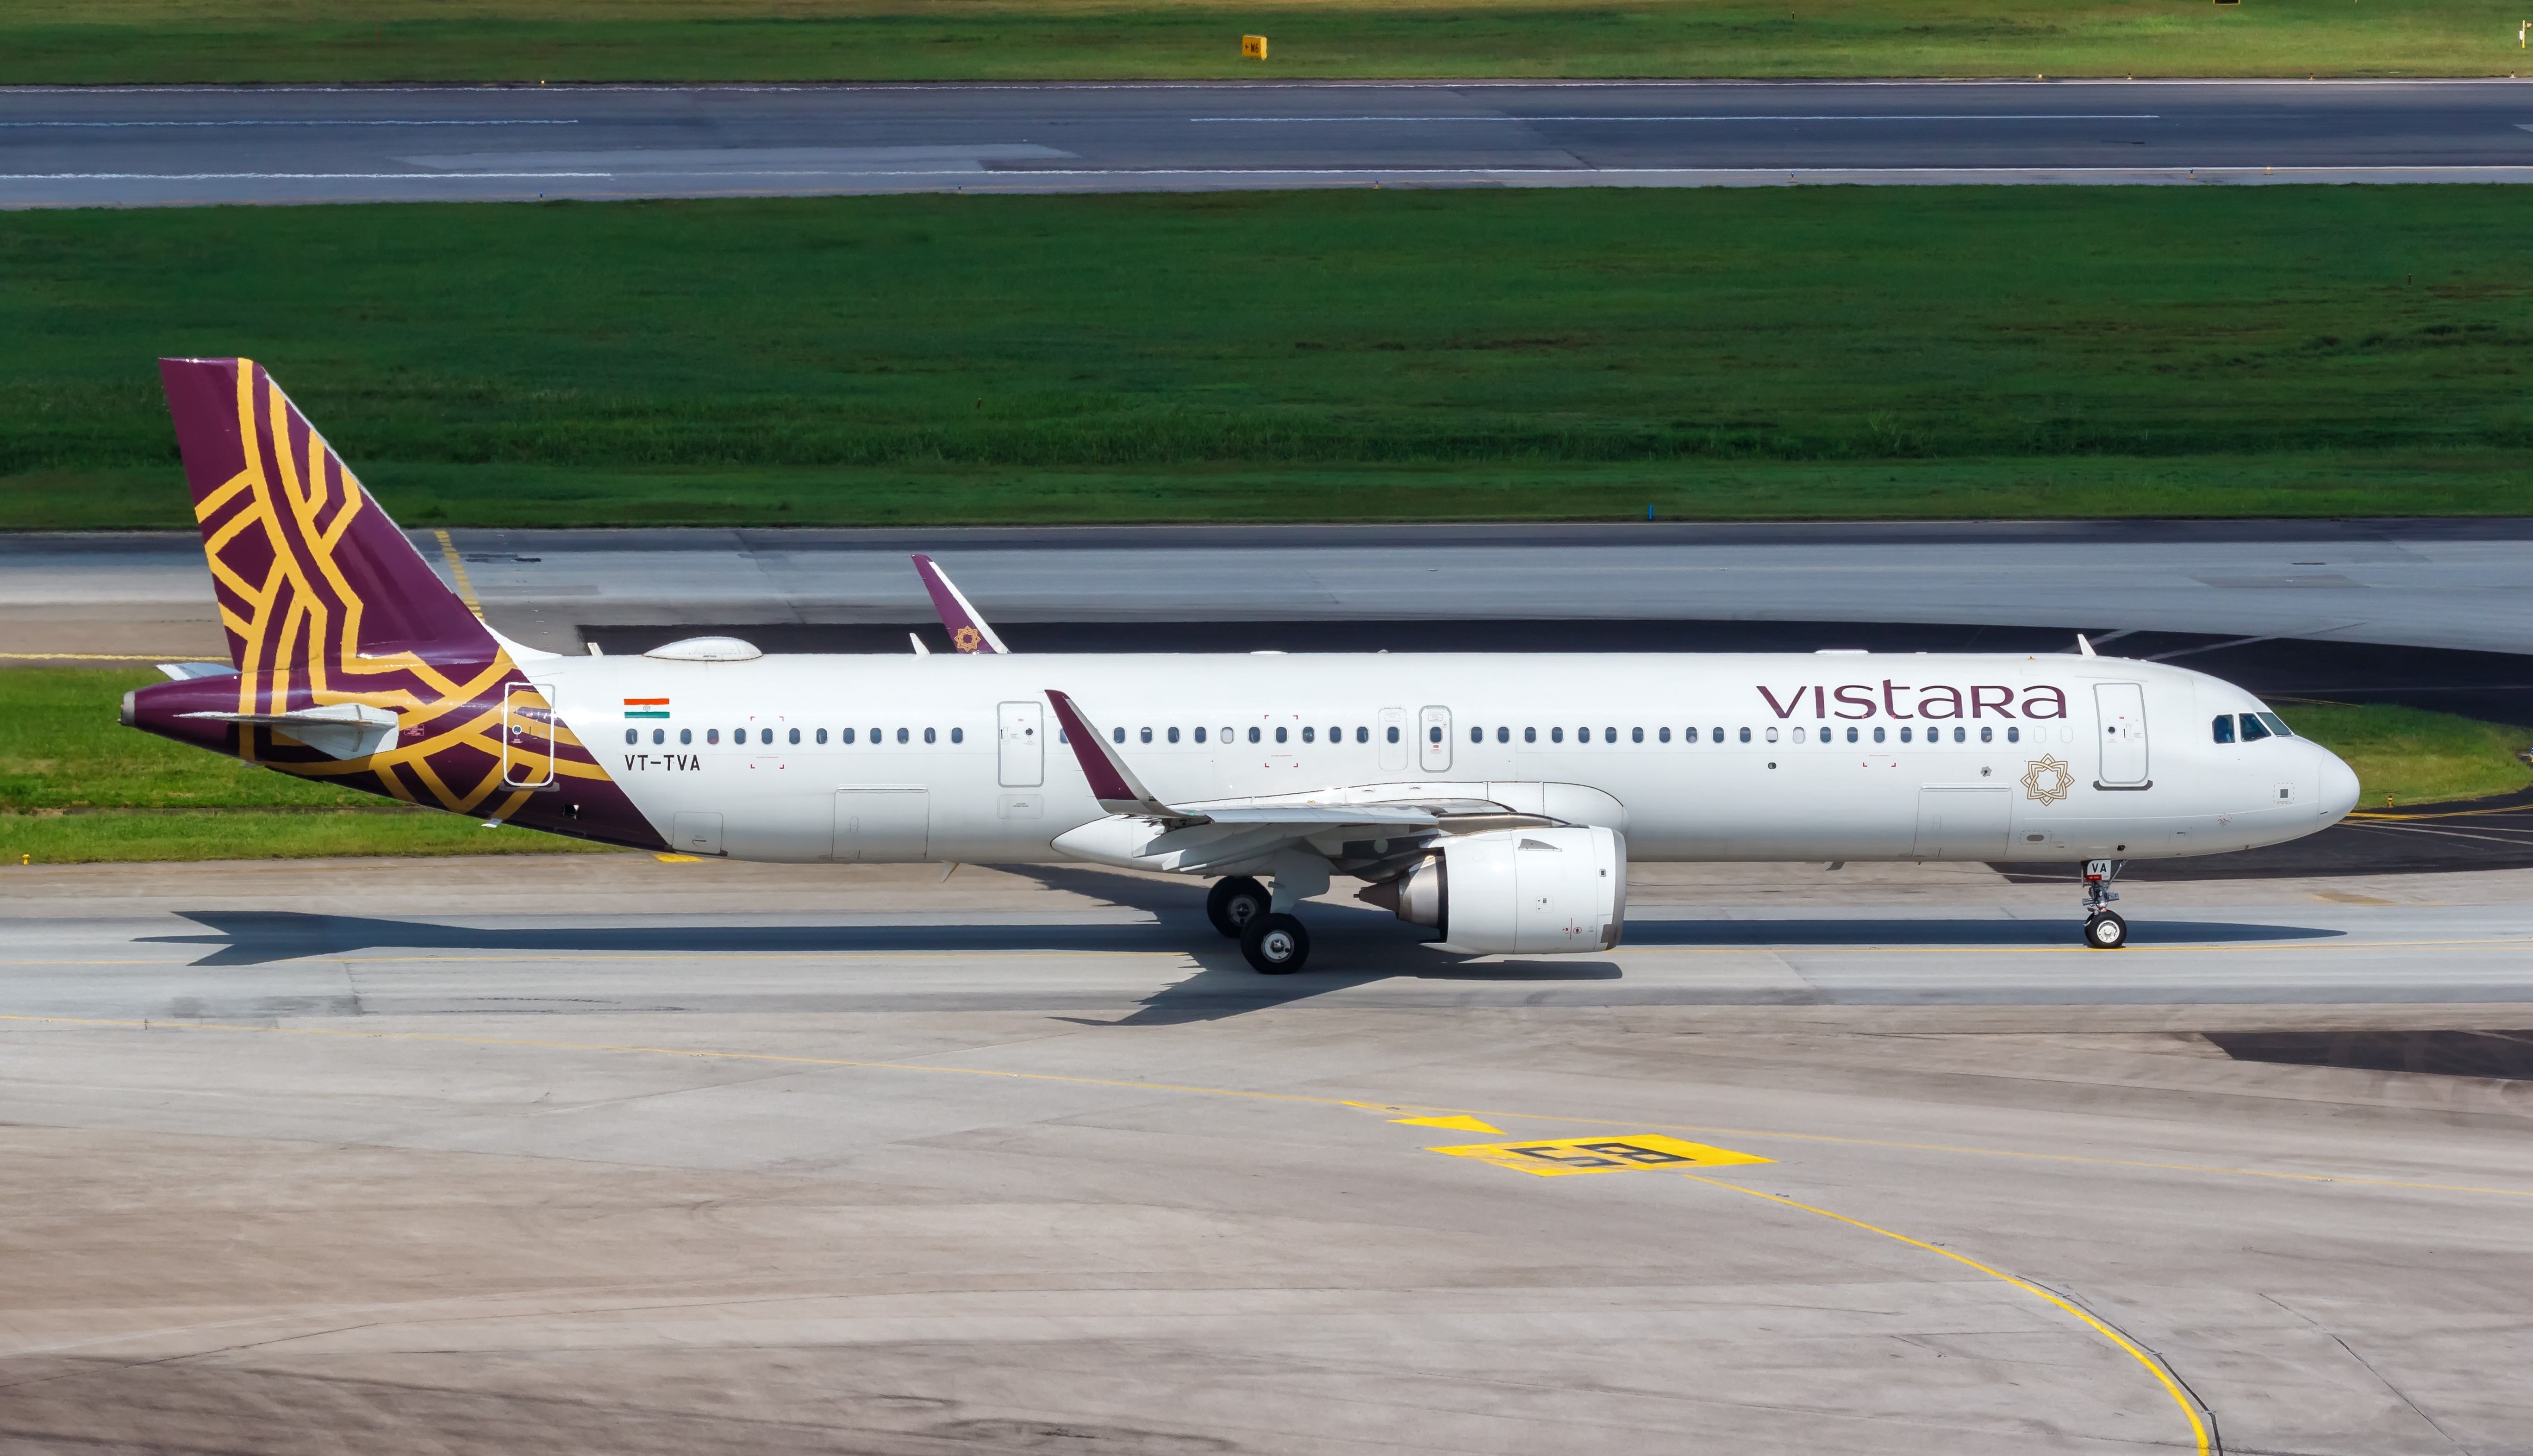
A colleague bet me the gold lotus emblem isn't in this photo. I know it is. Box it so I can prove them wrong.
[952,625,983,652]
[2020,754,2074,806]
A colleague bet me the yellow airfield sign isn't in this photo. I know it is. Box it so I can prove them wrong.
[1429,1134,1772,1176]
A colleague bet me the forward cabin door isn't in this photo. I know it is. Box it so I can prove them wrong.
[1378,707,1410,773]
[998,701,1043,787]
[1418,705,1453,773]
[2095,683,2149,785]
[501,682,555,788]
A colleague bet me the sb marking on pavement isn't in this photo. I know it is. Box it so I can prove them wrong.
[1429,1133,1771,1176]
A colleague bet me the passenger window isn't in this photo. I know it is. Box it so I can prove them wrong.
[654,729,665,745]
[816,728,828,744]
[1953,727,1965,743]
[2007,726,2019,743]
[1525,727,1537,743]
[1249,726,1261,743]
[1112,727,1126,744]
[1686,727,1699,743]
[1469,727,1480,743]
[1632,727,1644,743]
[1603,727,1616,744]
[1354,727,1367,743]
[1552,727,1564,743]
[680,728,692,745]
[1172,726,1184,743]
[1979,726,1992,743]
[1140,727,1152,744]
[789,728,801,745]
[924,727,937,744]
[624,728,637,745]
[896,728,909,744]
[1659,727,1671,743]
[1900,726,1913,743]
[1386,726,1400,744]
[868,727,880,743]
[2239,713,2272,742]
[1276,726,1288,743]
[1738,727,1751,743]
[1298,726,1310,743]
[1873,726,1885,743]
[1497,726,1510,742]
[707,729,719,744]
[1845,727,1858,743]
[2212,715,2235,744]
[1194,727,1207,743]
[1766,726,1780,743]
[1710,727,1723,743]
[950,727,963,744]
[1429,726,1441,743]
[1225,727,1237,743]
[2258,712,2294,738]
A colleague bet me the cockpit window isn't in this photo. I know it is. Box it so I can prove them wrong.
[2256,711,2294,738]
[2237,712,2272,742]
[2211,714,2235,744]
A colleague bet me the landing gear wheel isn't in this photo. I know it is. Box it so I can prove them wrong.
[1206,876,1269,940]
[2084,911,2129,950]
[1241,912,1311,975]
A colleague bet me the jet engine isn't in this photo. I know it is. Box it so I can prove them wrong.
[1359,826,1626,954]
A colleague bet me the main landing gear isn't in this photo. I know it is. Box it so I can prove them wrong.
[1209,859,1325,975]
[2082,859,2128,949]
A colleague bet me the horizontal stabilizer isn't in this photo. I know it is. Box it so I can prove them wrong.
[156,661,239,681]
[179,703,398,760]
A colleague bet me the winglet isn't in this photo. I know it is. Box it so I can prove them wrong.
[2076,633,2097,657]
[913,554,1009,654]
[1044,689,1182,818]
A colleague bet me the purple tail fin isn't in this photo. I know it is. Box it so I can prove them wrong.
[159,358,496,678]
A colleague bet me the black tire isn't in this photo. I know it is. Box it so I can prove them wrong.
[1206,876,1269,940]
[1241,913,1311,975]
[2084,911,2129,950]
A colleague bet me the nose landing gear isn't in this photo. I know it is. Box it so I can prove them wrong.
[2082,859,2127,949]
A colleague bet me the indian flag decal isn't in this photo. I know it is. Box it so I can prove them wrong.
[624,697,670,719]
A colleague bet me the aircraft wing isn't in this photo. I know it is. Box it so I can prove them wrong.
[912,554,1009,654]
[1043,688,1553,875]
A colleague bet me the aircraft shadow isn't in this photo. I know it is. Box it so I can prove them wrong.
[1621,917,2345,947]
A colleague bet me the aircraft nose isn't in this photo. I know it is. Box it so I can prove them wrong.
[2318,747,2361,823]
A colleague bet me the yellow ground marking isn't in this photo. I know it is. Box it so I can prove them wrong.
[430,529,484,619]
[1683,1173,2211,1456]
[653,853,704,864]
[1431,1133,1769,1176]
[1,1011,2526,1201]
[2349,803,2533,822]
[1391,1114,1501,1133]
[0,653,194,662]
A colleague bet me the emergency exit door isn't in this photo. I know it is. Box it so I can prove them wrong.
[2095,682,2149,785]
[1419,705,1453,772]
[998,701,1042,786]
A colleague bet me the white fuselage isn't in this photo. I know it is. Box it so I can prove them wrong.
[534,650,2358,865]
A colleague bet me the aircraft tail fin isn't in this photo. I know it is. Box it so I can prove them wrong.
[158,357,500,683]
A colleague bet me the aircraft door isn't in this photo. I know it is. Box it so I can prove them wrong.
[998,701,1043,787]
[835,788,930,862]
[1378,707,1409,772]
[2095,682,2149,785]
[1418,705,1453,772]
[501,682,556,788]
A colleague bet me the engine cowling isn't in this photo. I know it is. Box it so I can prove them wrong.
[1360,826,1626,954]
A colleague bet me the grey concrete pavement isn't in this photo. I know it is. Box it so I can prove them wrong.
[5,79,2532,206]
[4,854,2530,1454]
[9,520,2532,660]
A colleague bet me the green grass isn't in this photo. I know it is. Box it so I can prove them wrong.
[5,188,2530,527]
[2277,703,2533,807]
[2,0,2525,82]
[0,669,614,864]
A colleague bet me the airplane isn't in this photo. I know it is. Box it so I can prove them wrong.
[124,359,2362,971]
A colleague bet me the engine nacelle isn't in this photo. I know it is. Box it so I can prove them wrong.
[1360,826,1626,954]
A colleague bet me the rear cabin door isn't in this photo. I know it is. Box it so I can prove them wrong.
[1378,707,1410,773]
[1418,705,1453,773]
[2095,683,2149,785]
[501,682,556,788]
[834,788,930,862]
[998,701,1043,787]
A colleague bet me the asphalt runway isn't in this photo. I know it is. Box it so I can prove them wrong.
[5,79,2532,207]
[4,854,2530,1454]
[12,518,2533,660]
